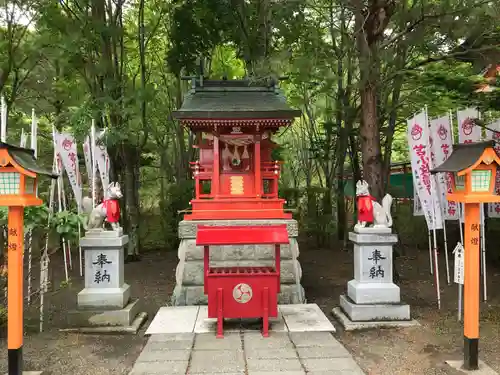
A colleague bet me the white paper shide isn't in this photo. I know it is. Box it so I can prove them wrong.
[453,242,464,285]
[83,136,93,182]
[95,129,111,196]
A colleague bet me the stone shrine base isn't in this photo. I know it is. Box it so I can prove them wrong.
[347,279,401,304]
[77,284,131,308]
[339,294,410,321]
[332,307,420,331]
[67,229,147,334]
[171,219,305,306]
[333,229,420,331]
[64,298,148,334]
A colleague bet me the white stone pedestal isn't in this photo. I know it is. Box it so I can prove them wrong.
[78,229,130,308]
[66,229,147,333]
[333,228,416,328]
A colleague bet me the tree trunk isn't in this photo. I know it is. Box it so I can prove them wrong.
[348,132,362,182]
[382,79,402,193]
[138,0,147,149]
[359,84,384,199]
[122,143,141,258]
[336,127,349,242]
[382,31,407,193]
[351,0,395,200]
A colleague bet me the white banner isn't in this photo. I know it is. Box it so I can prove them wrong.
[54,131,82,206]
[95,129,110,196]
[20,129,28,148]
[1,96,6,142]
[83,136,93,183]
[487,120,500,217]
[429,115,459,221]
[457,108,482,223]
[413,189,423,216]
[407,110,443,230]
[457,108,481,144]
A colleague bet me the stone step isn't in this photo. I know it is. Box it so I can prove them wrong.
[178,219,299,239]
[171,284,305,306]
[179,238,300,261]
[177,259,302,285]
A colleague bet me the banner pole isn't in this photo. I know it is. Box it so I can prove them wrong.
[425,105,441,309]
[52,127,69,281]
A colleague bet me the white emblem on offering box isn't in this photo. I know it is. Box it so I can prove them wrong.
[233,283,253,303]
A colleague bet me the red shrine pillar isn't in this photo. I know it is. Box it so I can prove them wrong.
[213,134,220,197]
[254,134,261,197]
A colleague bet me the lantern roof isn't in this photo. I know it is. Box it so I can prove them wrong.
[431,141,498,174]
[0,143,58,178]
[172,79,301,121]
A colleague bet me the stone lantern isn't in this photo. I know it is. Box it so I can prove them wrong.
[0,143,56,206]
[0,142,57,375]
[432,140,500,371]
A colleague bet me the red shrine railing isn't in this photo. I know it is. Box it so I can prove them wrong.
[190,160,282,199]
[261,161,281,198]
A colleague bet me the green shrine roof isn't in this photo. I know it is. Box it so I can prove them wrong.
[173,79,301,120]
[0,142,58,178]
[431,141,496,174]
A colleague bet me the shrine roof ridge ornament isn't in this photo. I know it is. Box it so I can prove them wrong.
[0,142,58,178]
[431,140,496,174]
[173,79,301,121]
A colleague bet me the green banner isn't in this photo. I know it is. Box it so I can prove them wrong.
[344,173,413,198]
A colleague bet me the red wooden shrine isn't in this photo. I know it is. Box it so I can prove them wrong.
[174,79,301,337]
[173,79,300,220]
[196,225,289,338]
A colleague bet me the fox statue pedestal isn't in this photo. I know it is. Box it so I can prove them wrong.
[65,229,147,334]
[78,229,130,307]
[332,227,419,330]
[332,180,418,330]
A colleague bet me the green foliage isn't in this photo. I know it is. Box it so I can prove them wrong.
[167,0,306,75]
[24,205,50,230]
[166,0,226,75]
[49,210,84,242]
[0,205,49,229]
[210,45,246,79]
[280,187,301,209]
[159,181,194,248]
[59,278,72,289]
[2,0,500,255]
[0,207,7,226]
[0,302,5,326]
[392,203,431,250]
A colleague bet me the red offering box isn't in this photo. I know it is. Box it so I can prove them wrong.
[196,225,288,338]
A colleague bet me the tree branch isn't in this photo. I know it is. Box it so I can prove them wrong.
[406,45,500,71]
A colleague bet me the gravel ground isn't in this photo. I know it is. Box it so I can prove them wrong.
[0,249,177,375]
[0,242,499,375]
[300,246,500,375]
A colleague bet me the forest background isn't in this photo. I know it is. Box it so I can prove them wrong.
[2,0,500,264]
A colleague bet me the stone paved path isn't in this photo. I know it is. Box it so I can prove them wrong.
[129,331,365,375]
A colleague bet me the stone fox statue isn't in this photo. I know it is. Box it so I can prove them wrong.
[354,180,393,229]
[82,182,123,231]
